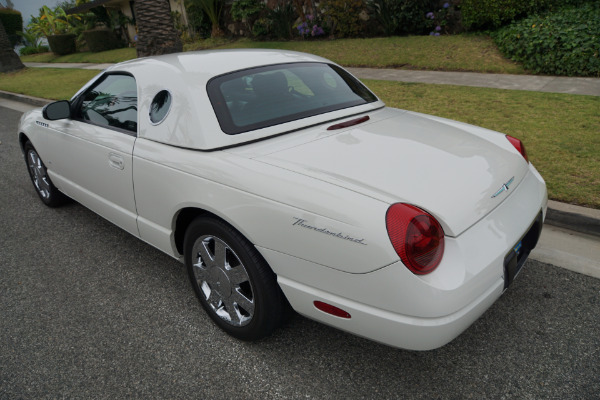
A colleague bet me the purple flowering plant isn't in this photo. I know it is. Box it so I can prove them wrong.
[296,14,325,38]
[425,1,456,36]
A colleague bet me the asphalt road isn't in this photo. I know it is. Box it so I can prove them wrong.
[1,106,599,399]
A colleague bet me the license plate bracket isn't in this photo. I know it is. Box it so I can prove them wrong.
[503,212,543,289]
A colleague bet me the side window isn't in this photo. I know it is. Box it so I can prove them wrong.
[149,90,172,124]
[78,74,138,133]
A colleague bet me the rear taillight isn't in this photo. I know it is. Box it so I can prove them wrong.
[506,135,529,163]
[386,203,445,275]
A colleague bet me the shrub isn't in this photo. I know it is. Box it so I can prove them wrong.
[251,17,270,38]
[321,0,365,38]
[295,14,326,39]
[17,28,48,54]
[252,1,297,40]
[367,0,435,36]
[231,0,264,34]
[0,8,23,46]
[425,1,461,35]
[186,1,212,39]
[366,0,400,36]
[47,33,77,55]
[19,45,49,55]
[83,29,122,52]
[186,0,224,37]
[493,3,600,77]
[461,0,593,30]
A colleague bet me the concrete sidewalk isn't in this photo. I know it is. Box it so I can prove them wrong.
[24,62,115,70]
[23,61,600,96]
[347,68,600,97]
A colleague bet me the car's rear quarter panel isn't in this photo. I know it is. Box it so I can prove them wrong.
[131,138,397,273]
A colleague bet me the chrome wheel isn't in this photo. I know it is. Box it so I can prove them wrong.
[27,149,51,200]
[191,235,255,326]
[184,217,288,340]
[23,141,67,207]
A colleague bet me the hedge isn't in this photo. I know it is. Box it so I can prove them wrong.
[493,3,600,76]
[0,8,23,46]
[47,34,77,55]
[461,0,593,30]
[83,29,122,52]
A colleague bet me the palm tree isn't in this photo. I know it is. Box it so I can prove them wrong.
[134,0,182,57]
[0,18,24,73]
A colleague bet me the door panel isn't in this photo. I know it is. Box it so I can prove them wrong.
[44,120,138,236]
[41,73,139,236]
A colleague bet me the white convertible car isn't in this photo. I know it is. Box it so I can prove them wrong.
[18,50,547,350]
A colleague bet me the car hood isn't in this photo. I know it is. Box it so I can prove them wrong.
[230,108,529,237]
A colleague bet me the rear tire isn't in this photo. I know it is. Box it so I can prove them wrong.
[24,141,67,207]
[184,216,286,341]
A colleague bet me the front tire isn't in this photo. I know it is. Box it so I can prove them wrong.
[184,216,286,341]
[24,141,67,207]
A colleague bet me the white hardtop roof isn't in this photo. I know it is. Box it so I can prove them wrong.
[102,50,383,150]
[106,49,332,81]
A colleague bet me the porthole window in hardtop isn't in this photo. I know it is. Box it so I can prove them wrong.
[149,90,172,125]
[77,74,138,133]
[207,63,378,135]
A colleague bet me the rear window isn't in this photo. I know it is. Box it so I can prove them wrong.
[207,63,378,135]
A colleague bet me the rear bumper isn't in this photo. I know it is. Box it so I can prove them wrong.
[278,273,504,351]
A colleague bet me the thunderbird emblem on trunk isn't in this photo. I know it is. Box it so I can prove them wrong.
[491,176,515,198]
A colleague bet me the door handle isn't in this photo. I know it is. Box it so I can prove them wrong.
[108,153,124,170]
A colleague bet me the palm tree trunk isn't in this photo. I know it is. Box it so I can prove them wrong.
[0,18,24,73]
[134,0,183,58]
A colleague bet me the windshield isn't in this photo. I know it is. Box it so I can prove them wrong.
[207,63,378,135]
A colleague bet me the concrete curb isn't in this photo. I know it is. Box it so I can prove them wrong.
[1,90,598,237]
[545,200,600,238]
[0,90,50,107]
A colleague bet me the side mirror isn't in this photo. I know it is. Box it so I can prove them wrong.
[42,100,71,121]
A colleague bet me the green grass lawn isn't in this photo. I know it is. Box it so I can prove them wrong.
[22,35,524,74]
[1,68,597,208]
[20,47,137,64]
[0,68,99,100]
[210,35,525,74]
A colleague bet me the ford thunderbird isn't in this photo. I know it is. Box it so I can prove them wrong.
[18,50,547,350]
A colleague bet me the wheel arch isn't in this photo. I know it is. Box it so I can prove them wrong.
[18,132,31,153]
[172,206,289,300]
[173,207,209,255]
[173,207,259,261]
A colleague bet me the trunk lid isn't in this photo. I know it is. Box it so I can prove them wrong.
[229,109,529,236]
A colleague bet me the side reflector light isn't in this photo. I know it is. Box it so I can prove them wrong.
[314,301,351,319]
[386,203,445,275]
[506,135,529,163]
